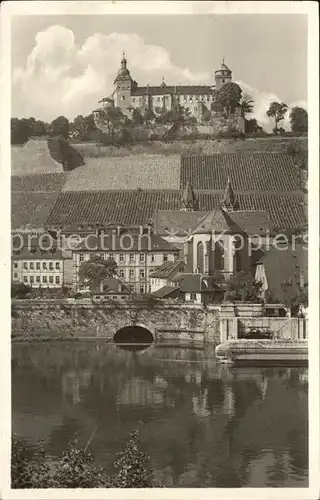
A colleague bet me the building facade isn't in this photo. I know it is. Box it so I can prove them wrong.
[93,54,233,122]
[72,229,180,294]
[12,248,64,288]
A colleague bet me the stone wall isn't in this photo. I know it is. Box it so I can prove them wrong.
[11,301,221,343]
[198,113,245,135]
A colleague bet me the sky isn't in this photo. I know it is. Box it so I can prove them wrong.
[11,14,308,130]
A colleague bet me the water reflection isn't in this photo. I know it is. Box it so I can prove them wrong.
[12,341,308,487]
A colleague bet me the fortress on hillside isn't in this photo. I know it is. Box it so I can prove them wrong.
[93,54,244,130]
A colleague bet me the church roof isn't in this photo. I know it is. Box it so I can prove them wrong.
[193,208,245,235]
[154,209,207,237]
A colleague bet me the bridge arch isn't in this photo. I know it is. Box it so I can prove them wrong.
[114,323,154,344]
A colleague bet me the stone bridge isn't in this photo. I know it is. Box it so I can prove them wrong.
[11,301,221,343]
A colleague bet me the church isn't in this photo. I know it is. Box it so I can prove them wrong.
[93,53,234,122]
[154,177,271,278]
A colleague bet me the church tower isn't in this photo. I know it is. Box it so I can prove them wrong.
[215,59,232,90]
[113,52,132,114]
[180,180,198,211]
[221,177,236,211]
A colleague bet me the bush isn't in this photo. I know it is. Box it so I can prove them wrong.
[11,283,32,299]
[225,271,263,303]
[11,430,157,489]
[217,127,245,139]
[111,430,155,487]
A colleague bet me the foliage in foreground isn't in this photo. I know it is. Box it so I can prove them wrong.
[12,430,158,489]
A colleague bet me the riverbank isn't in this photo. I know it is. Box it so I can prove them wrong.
[215,339,308,366]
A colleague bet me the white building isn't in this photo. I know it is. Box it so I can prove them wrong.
[72,228,180,294]
[12,247,64,288]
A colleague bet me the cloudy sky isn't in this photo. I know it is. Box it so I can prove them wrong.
[11,14,308,130]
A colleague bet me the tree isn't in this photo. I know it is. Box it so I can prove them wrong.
[71,114,97,141]
[240,94,254,118]
[32,120,48,136]
[225,271,263,303]
[97,107,125,139]
[50,116,70,139]
[214,82,242,114]
[131,108,144,126]
[155,105,196,126]
[78,256,118,290]
[142,109,156,123]
[11,118,33,145]
[266,101,288,135]
[289,106,308,134]
[245,118,263,134]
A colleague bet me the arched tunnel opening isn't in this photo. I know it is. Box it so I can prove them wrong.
[114,325,154,351]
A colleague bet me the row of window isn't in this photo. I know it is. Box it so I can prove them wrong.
[118,268,150,280]
[14,261,61,271]
[16,274,60,284]
[131,95,212,104]
[79,253,167,263]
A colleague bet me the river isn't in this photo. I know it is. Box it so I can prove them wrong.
[12,340,308,487]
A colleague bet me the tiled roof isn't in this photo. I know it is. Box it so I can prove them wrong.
[149,259,185,279]
[193,209,245,234]
[46,190,306,232]
[154,210,207,236]
[132,85,214,96]
[181,154,302,192]
[12,246,63,260]
[151,286,180,298]
[72,231,180,253]
[257,244,308,303]
[225,210,271,235]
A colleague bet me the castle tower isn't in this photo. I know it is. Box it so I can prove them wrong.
[222,177,236,211]
[180,180,198,211]
[215,58,232,91]
[113,52,133,114]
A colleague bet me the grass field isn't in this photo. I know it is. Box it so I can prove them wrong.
[75,136,308,159]
[12,140,64,175]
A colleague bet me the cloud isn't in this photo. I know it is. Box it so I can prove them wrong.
[237,80,308,132]
[12,25,210,121]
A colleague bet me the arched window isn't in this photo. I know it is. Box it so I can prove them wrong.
[234,237,242,272]
[197,241,204,273]
[214,240,224,271]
